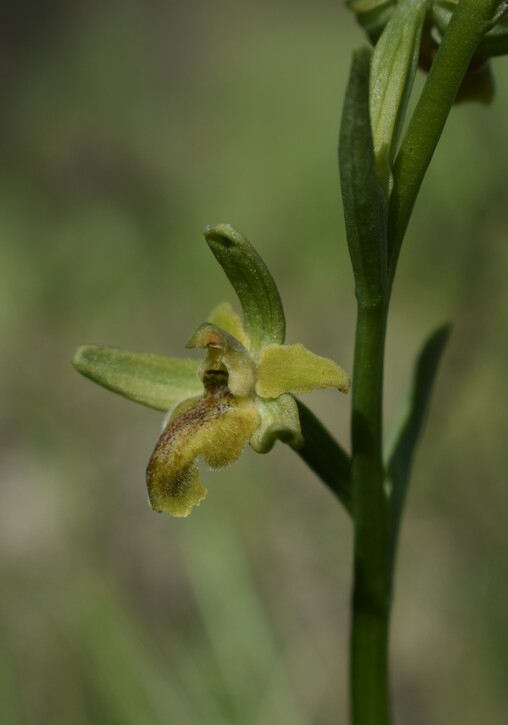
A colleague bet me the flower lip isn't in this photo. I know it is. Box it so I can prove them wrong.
[146,376,260,517]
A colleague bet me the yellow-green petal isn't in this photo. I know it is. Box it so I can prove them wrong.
[207,302,251,349]
[186,323,256,398]
[256,343,351,398]
[249,394,304,453]
[73,346,202,412]
[146,384,260,516]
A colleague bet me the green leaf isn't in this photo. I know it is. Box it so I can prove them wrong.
[73,346,202,412]
[339,47,388,307]
[385,324,451,555]
[204,224,286,355]
[294,398,353,516]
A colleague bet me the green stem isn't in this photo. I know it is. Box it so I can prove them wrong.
[350,300,391,725]
[349,6,503,721]
[388,0,503,278]
[351,606,391,725]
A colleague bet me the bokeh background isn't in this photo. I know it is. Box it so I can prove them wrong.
[2,1,508,723]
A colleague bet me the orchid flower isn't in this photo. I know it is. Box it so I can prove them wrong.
[73,224,350,516]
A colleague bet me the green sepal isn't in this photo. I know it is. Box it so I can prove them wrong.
[384,323,451,557]
[294,399,353,516]
[370,0,428,190]
[204,224,286,355]
[249,394,303,453]
[73,346,202,412]
[339,47,388,306]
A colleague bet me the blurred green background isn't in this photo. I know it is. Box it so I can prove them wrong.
[2,0,508,723]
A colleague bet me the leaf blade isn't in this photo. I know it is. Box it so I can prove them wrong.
[339,47,388,306]
[385,324,451,553]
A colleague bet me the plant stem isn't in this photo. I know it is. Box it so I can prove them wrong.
[348,4,503,722]
[350,299,391,725]
[351,604,391,724]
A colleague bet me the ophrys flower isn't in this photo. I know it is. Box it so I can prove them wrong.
[73,224,350,516]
